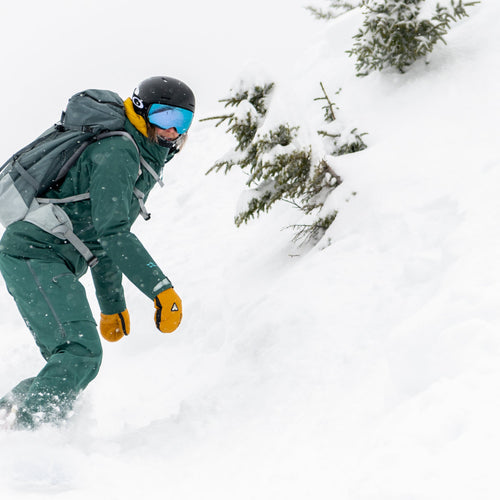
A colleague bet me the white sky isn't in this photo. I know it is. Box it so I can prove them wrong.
[1,0,314,121]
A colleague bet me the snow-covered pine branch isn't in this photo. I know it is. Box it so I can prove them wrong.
[346,0,480,75]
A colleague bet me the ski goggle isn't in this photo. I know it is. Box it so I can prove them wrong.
[147,104,194,135]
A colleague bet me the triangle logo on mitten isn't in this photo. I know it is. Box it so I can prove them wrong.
[171,303,179,312]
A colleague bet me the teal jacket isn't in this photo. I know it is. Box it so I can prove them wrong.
[0,119,176,314]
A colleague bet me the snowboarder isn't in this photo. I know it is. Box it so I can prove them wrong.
[0,76,195,430]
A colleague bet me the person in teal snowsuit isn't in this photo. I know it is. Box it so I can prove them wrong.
[0,76,195,429]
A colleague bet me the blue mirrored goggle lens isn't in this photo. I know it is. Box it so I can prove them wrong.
[148,104,194,135]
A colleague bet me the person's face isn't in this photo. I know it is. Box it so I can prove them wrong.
[156,127,180,141]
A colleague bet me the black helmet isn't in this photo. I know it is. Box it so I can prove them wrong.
[132,76,195,118]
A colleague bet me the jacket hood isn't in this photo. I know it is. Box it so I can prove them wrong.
[124,97,148,137]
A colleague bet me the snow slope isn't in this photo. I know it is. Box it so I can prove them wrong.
[0,1,499,499]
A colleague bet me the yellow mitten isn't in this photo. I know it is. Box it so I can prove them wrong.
[99,309,130,342]
[154,288,182,333]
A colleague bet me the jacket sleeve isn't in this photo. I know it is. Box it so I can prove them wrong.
[87,136,173,300]
[90,251,126,314]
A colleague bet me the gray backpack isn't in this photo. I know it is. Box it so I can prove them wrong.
[0,89,162,266]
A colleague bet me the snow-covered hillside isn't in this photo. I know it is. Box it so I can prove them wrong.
[0,1,498,499]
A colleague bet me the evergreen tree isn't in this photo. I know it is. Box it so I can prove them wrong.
[347,0,479,75]
[203,82,365,247]
[315,82,368,156]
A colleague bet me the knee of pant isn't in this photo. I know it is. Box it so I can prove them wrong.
[60,321,102,359]
[60,341,103,371]
[62,338,102,356]
[51,343,103,391]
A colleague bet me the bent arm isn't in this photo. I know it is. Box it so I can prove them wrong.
[88,137,173,300]
[90,252,126,314]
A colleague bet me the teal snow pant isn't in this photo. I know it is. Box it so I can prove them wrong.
[0,253,102,429]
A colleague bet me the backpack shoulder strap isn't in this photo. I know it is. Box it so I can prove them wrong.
[34,130,164,266]
[139,157,164,187]
[93,130,163,220]
[96,130,164,187]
